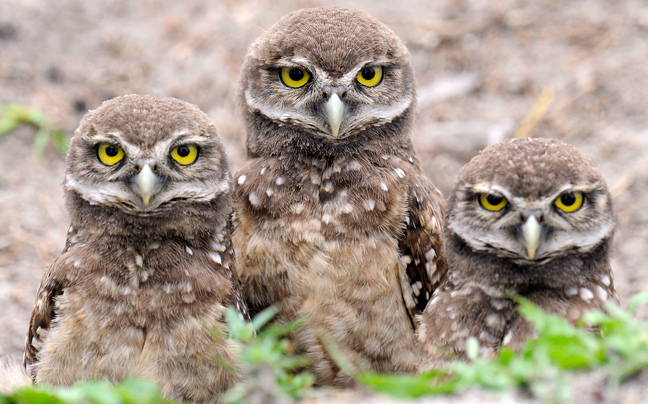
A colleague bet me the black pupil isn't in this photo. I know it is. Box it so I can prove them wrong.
[361,67,376,80]
[288,68,304,82]
[561,193,576,206]
[177,146,190,157]
[486,194,503,205]
[105,145,118,157]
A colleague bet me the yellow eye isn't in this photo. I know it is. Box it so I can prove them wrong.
[281,67,311,88]
[356,66,383,87]
[97,143,124,166]
[171,144,199,165]
[479,193,508,211]
[555,192,583,213]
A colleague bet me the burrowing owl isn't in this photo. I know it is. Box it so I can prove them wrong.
[233,8,446,385]
[24,94,247,403]
[418,138,617,363]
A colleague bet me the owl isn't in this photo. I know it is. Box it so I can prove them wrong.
[233,8,447,385]
[418,137,617,363]
[24,94,248,403]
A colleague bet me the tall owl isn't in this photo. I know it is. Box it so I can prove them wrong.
[24,94,247,403]
[418,138,617,363]
[233,8,447,385]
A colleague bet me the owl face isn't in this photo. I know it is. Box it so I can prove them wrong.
[447,138,614,264]
[65,95,230,217]
[240,8,414,143]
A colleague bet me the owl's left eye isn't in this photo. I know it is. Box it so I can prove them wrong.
[171,144,199,166]
[281,67,311,88]
[555,191,584,213]
[97,143,125,166]
[356,66,383,87]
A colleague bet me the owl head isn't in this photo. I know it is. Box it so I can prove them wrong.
[238,7,415,157]
[447,138,614,265]
[64,94,231,229]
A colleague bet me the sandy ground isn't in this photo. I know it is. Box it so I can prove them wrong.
[1,0,647,402]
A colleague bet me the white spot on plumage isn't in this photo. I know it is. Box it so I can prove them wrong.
[426,262,437,280]
[565,287,578,296]
[479,330,498,343]
[276,176,285,185]
[394,168,405,178]
[600,275,611,287]
[491,299,507,310]
[185,246,194,255]
[380,182,389,191]
[502,331,514,346]
[322,213,334,224]
[266,188,274,197]
[401,255,412,265]
[209,252,222,265]
[596,285,608,301]
[237,175,246,185]
[323,181,334,193]
[363,199,376,211]
[425,248,436,262]
[485,313,504,329]
[249,192,260,206]
[345,160,361,171]
[292,203,305,214]
[211,241,226,252]
[341,203,354,214]
[135,254,143,268]
[412,282,420,296]
[580,287,594,301]
[260,167,267,175]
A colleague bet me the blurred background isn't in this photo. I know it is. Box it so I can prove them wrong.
[0,0,647,359]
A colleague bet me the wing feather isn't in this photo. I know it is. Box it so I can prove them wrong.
[398,174,448,321]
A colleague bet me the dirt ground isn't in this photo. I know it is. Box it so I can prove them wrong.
[1,0,647,402]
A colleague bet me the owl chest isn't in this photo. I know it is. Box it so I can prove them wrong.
[238,157,409,240]
[59,242,228,325]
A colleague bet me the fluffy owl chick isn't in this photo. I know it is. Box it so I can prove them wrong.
[418,138,616,363]
[24,95,247,403]
[234,8,446,385]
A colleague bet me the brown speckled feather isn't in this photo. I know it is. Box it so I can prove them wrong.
[24,267,65,368]
[399,175,447,319]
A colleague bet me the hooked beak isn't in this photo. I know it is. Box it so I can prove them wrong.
[325,93,344,138]
[131,162,164,207]
[521,215,542,260]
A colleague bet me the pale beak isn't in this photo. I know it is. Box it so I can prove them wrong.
[325,93,344,138]
[521,215,542,260]
[132,164,160,207]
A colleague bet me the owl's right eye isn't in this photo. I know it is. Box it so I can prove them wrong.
[479,193,508,211]
[281,67,311,88]
[97,143,125,166]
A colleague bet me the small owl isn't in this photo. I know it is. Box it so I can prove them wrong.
[24,94,247,403]
[418,138,617,363]
[234,8,446,385]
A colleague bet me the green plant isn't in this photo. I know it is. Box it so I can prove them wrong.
[360,292,648,403]
[221,306,315,403]
[0,104,68,154]
[0,378,172,404]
